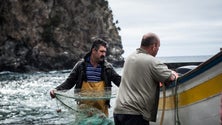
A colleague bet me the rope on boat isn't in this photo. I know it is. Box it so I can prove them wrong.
[160,83,166,125]
[174,79,181,125]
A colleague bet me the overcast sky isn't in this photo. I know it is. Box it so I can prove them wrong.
[108,0,222,57]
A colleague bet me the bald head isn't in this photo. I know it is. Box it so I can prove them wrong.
[140,32,160,57]
[140,32,160,47]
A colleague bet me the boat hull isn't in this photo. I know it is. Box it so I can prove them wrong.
[152,51,222,125]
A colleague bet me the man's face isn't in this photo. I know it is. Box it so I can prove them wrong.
[93,45,107,62]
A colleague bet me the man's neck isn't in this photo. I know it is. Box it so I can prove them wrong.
[90,56,98,67]
[140,46,154,57]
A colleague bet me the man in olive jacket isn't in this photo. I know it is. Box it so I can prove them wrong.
[50,38,121,116]
[114,32,178,125]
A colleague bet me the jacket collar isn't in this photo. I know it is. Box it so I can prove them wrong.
[136,48,148,54]
[83,52,105,65]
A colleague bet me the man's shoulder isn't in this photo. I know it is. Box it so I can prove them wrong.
[74,59,85,68]
[104,60,113,69]
[75,59,83,64]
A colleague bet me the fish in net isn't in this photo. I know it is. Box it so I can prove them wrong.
[54,88,116,125]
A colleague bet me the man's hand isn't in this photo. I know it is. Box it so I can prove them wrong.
[164,70,179,86]
[171,70,179,81]
[50,89,57,98]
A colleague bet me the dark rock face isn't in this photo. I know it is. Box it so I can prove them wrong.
[0,0,124,72]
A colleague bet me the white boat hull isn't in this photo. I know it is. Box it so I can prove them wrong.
[152,51,222,125]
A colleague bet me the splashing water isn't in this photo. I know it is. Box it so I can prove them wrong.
[0,69,120,125]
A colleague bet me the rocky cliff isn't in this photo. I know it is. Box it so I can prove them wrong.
[0,0,124,72]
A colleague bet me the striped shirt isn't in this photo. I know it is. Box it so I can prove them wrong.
[86,63,102,82]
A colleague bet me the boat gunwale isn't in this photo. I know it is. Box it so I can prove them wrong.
[166,51,222,89]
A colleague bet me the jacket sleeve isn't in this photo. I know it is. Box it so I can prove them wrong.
[55,61,82,90]
[112,69,121,87]
[108,65,121,87]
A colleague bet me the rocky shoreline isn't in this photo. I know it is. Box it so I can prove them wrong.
[0,0,124,72]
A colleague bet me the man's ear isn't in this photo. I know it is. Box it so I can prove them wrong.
[154,43,158,47]
[151,44,156,51]
[92,48,97,53]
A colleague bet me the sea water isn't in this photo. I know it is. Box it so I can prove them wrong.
[0,55,213,124]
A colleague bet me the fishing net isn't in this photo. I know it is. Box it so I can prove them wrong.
[54,88,116,125]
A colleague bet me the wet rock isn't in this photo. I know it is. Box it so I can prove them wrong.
[0,0,124,72]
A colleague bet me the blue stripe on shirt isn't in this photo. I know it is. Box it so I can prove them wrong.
[86,63,102,82]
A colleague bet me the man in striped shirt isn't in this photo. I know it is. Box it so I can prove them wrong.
[50,38,121,116]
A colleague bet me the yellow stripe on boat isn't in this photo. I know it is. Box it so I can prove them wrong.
[158,73,222,110]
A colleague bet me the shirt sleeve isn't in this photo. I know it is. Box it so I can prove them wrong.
[151,59,172,83]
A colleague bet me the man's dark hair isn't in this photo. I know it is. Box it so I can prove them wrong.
[141,35,158,47]
[91,38,108,51]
